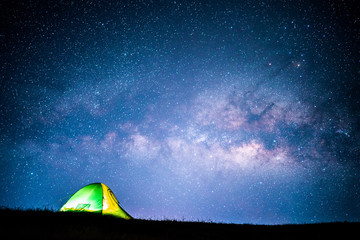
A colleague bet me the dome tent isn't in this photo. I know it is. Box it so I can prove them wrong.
[59,183,132,219]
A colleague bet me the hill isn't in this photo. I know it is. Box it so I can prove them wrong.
[1,208,358,239]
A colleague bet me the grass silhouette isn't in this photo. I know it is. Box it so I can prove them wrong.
[1,208,358,239]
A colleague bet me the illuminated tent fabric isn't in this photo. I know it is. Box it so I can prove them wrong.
[59,183,132,219]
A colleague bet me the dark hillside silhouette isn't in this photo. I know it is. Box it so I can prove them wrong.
[1,208,358,239]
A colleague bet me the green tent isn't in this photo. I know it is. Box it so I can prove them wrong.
[59,183,132,219]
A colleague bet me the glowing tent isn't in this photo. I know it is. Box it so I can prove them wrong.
[59,183,132,219]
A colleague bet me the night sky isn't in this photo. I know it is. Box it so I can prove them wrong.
[1,0,359,224]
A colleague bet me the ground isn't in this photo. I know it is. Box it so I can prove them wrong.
[1,208,358,239]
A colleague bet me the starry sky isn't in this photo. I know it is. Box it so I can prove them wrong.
[1,0,359,224]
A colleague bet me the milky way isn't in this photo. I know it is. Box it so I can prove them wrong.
[1,0,359,224]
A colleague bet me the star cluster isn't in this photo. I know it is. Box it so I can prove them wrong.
[0,0,359,224]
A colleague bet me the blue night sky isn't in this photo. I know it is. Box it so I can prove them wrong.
[0,0,359,224]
